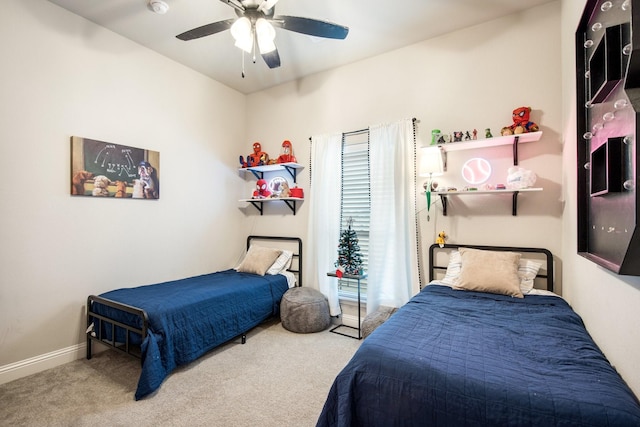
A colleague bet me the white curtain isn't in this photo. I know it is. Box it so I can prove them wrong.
[367,118,419,314]
[307,133,343,316]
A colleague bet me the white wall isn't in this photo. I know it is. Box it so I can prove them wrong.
[0,0,247,377]
[560,0,640,396]
[245,2,564,295]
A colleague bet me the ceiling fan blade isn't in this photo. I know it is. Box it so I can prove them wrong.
[272,16,349,39]
[262,47,281,69]
[176,19,236,41]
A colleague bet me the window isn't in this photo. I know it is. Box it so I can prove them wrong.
[338,131,370,300]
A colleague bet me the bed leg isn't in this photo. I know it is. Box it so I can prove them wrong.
[87,336,92,360]
[242,334,246,344]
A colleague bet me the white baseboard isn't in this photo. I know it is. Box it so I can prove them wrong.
[0,343,86,385]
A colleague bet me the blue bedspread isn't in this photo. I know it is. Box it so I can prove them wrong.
[92,269,289,400]
[317,285,640,426]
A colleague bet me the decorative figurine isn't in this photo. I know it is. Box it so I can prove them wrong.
[252,178,271,198]
[464,131,472,141]
[240,142,269,168]
[472,129,478,140]
[435,231,447,248]
[277,140,297,164]
[501,106,540,136]
[485,128,493,138]
[431,129,441,145]
[453,131,463,142]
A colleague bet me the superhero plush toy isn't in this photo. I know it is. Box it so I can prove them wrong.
[252,179,271,198]
[501,106,539,136]
[240,142,269,168]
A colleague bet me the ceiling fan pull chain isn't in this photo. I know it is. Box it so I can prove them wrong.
[241,50,246,78]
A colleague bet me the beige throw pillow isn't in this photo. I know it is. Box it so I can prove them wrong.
[236,246,283,276]
[454,248,523,298]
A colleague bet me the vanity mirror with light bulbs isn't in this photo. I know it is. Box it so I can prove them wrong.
[576,0,640,275]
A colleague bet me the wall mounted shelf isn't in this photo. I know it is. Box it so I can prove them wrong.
[239,197,304,215]
[239,162,304,183]
[437,131,542,165]
[436,187,543,216]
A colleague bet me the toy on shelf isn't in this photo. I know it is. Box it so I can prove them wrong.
[506,167,537,189]
[500,106,540,136]
[278,181,291,198]
[252,178,271,198]
[240,142,269,168]
[435,231,447,248]
[277,140,297,164]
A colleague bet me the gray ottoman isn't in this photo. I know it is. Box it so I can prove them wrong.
[280,287,331,333]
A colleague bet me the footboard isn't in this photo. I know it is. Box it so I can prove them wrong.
[86,295,149,360]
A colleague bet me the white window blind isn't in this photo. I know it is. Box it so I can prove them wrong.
[339,131,370,298]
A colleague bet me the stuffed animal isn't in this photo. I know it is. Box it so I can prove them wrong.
[501,106,539,136]
[279,181,291,198]
[92,175,111,197]
[253,178,271,198]
[240,142,269,168]
[435,231,447,248]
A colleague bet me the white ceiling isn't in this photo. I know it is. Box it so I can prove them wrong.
[47,0,554,94]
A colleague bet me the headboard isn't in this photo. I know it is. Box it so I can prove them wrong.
[428,243,554,292]
[247,235,303,287]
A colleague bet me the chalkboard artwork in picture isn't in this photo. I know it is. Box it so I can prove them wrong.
[70,136,160,199]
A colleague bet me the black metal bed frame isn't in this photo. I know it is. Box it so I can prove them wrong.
[86,235,303,360]
[428,243,554,292]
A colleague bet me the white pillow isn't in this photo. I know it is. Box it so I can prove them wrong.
[439,250,543,294]
[518,259,543,294]
[439,250,462,286]
[266,250,293,275]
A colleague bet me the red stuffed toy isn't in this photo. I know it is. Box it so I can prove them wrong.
[240,142,269,168]
[252,178,271,198]
[277,140,297,164]
[501,106,540,136]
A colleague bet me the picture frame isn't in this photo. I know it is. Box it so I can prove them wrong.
[70,136,160,199]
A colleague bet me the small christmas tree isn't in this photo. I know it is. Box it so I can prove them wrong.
[335,217,363,277]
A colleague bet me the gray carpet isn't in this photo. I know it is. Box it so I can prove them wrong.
[0,318,361,427]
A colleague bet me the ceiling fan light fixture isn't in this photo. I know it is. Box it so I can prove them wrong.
[255,18,276,54]
[231,17,253,53]
[147,0,169,14]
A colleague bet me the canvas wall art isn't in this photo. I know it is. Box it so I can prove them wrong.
[70,136,160,199]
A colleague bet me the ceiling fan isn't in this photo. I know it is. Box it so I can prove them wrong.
[176,0,349,73]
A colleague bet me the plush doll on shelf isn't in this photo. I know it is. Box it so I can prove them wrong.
[252,178,271,198]
[501,106,540,136]
[435,231,447,248]
[277,140,297,164]
[240,142,269,168]
[278,181,291,198]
